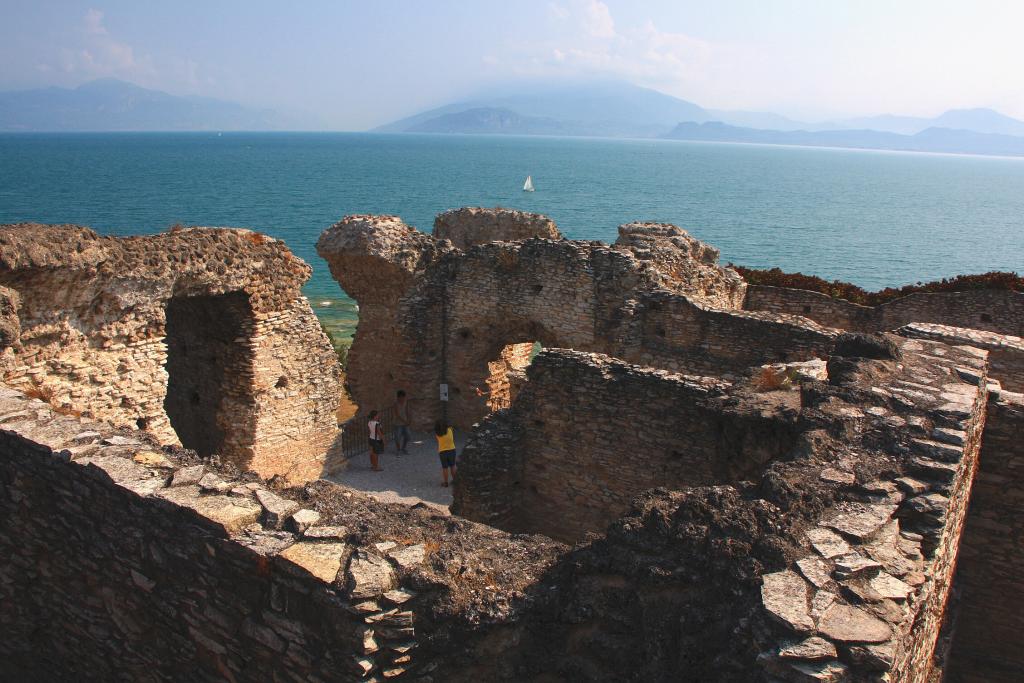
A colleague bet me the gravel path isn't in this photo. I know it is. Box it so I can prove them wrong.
[327,430,466,513]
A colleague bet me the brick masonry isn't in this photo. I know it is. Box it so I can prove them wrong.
[0,224,341,483]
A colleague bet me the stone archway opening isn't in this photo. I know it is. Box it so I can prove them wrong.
[163,292,255,459]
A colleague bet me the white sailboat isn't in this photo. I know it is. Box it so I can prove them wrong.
[523,175,535,192]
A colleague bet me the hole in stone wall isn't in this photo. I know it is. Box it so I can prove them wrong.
[980,313,992,323]
[484,341,539,412]
[275,376,289,389]
[164,292,254,458]
[136,417,149,430]
[803,305,812,314]
[532,284,543,293]
[459,328,472,340]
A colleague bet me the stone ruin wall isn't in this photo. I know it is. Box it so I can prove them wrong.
[0,224,341,483]
[317,209,825,431]
[944,390,1024,682]
[0,327,1000,681]
[0,382,570,682]
[433,206,561,249]
[454,349,800,542]
[453,332,995,681]
[744,284,1024,338]
[3,207,1023,680]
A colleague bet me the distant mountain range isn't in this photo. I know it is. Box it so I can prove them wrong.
[5,78,1024,157]
[378,80,1024,156]
[662,121,1024,157]
[0,79,291,132]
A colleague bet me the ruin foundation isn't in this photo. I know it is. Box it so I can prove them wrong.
[2,207,1024,681]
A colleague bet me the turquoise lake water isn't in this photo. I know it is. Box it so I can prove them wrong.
[1,132,1022,341]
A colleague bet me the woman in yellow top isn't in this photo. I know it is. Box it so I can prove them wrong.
[434,421,457,487]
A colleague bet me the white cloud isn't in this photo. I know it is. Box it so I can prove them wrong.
[582,0,615,39]
[83,8,107,36]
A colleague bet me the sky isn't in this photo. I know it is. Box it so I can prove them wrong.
[1,0,1023,130]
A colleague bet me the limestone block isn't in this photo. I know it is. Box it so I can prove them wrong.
[278,541,348,583]
[347,551,397,600]
[157,486,262,534]
[255,488,301,529]
[761,570,814,633]
[816,603,891,643]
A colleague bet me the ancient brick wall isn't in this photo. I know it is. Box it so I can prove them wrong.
[454,349,800,541]
[620,291,838,377]
[0,382,565,682]
[433,207,561,249]
[745,284,1024,337]
[945,391,1024,682]
[318,213,820,431]
[896,322,1024,393]
[0,224,341,483]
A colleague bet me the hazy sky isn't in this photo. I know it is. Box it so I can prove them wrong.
[2,0,1023,129]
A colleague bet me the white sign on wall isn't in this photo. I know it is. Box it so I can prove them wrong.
[439,383,449,402]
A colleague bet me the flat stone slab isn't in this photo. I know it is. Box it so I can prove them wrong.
[255,488,301,529]
[817,603,891,643]
[289,508,321,533]
[796,557,832,589]
[171,465,205,487]
[761,570,813,633]
[779,636,837,661]
[133,450,173,468]
[387,544,427,570]
[304,525,348,540]
[347,551,397,599]
[825,504,897,542]
[157,486,262,534]
[806,527,852,559]
[279,541,349,583]
[869,572,913,601]
[787,659,849,682]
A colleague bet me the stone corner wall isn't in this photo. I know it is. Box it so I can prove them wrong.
[945,389,1024,682]
[0,223,340,484]
[432,207,561,249]
[614,221,747,308]
[744,284,1024,338]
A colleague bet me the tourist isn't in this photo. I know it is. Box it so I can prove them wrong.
[367,410,384,471]
[434,421,457,487]
[393,389,411,455]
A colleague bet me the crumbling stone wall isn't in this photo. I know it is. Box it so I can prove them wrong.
[896,322,1024,392]
[0,382,566,682]
[0,329,1006,681]
[745,284,1024,337]
[318,212,815,430]
[945,390,1024,682]
[433,207,561,249]
[454,349,800,541]
[0,224,340,483]
[452,335,993,681]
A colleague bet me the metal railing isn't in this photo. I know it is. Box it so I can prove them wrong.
[339,406,398,459]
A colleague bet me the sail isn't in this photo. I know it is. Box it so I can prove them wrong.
[523,175,535,192]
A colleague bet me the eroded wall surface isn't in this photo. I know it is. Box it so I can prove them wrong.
[317,211,822,429]
[745,284,1024,338]
[0,224,340,482]
[945,391,1024,682]
[454,349,800,541]
[433,207,561,249]
[451,335,994,681]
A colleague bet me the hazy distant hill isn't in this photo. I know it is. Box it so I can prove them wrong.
[662,121,1024,157]
[0,79,289,131]
[825,108,1024,137]
[376,81,712,138]
[380,80,1024,152]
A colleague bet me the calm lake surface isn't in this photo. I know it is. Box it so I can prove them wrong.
[1,132,1022,341]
